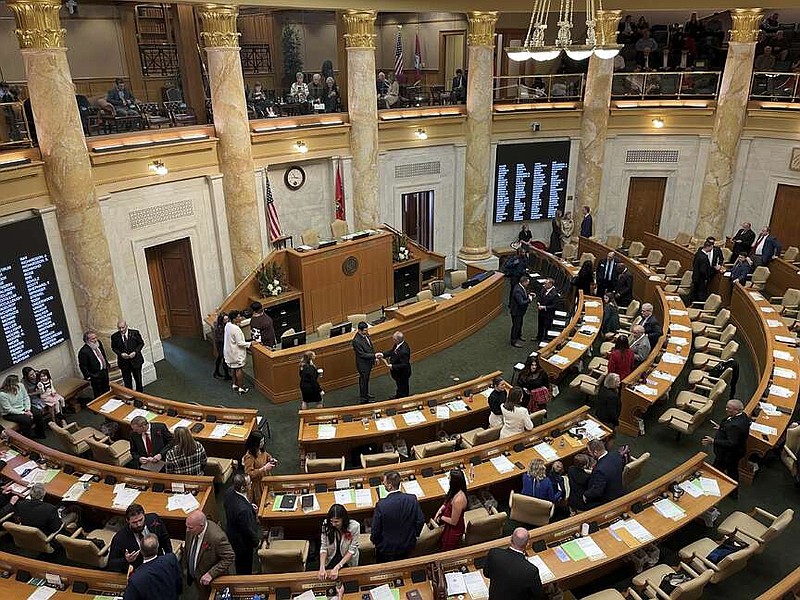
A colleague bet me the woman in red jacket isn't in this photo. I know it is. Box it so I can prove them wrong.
[607,335,635,382]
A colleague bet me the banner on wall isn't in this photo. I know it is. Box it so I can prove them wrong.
[335,160,346,221]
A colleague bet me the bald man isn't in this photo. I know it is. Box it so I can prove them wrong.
[184,511,234,599]
[484,527,543,599]
[123,534,182,600]
[629,325,651,365]
[382,331,411,399]
[111,319,145,391]
[703,399,751,496]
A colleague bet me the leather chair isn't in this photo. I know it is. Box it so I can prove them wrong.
[316,322,333,338]
[428,280,446,296]
[508,491,553,526]
[460,426,501,448]
[622,452,650,488]
[86,436,133,467]
[463,507,507,546]
[562,244,578,262]
[409,521,443,557]
[691,308,730,335]
[48,421,104,455]
[673,232,692,247]
[3,521,70,555]
[206,457,234,484]
[678,537,756,583]
[531,409,547,427]
[771,288,800,321]
[347,313,368,329]
[570,370,606,396]
[301,228,320,247]
[692,341,738,370]
[450,270,468,289]
[687,366,732,389]
[781,422,800,478]
[675,379,727,412]
[138,102,171,128]
[606,235,624,250]
[716,507,794,554]
[694,324,736,353]
[688,294,722,321]
[721,247,733,264]
[416,289,433,301]
[57,527,116,568]
[330,219,348,238]
[645,249,663,269]
[783,246,799,263]
[745,266,770,292]
[361,451,400,469]
[658,401,714,438]
[0,417,19,432]
[665,270,693,297]
[632,562,712,599]
[305,456,345,473]
[618,300,641,327]
[258,539,310,573]
[627,241,645,259]
[357,532,375,564]
[412,439,456,459]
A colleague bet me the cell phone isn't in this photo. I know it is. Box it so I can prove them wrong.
[709,420,719,429]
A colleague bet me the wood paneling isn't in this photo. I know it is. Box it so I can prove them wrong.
[145,238,203,338]
[771,184,800,250]
[623,176,666,242]
[175,4,208,123]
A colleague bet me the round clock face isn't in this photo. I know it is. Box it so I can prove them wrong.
[285,166,306,190]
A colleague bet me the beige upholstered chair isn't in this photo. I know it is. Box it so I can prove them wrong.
[659,401,714,438]
[781,423,800,478]
[428,280,446,296]
[582,590,644,600]
[716,507,794,554]
[330,219,348,238]
[562,243,578,261]
[645,249,663,269]
[622,452,650,489]
[531,409,547,427]
[678,537,756,583]
[687,366,732,389]
[606,235,624,250]
[721,247,733,264]
[692,340,738,370]
[694,324,736,352]
[745,266,770,291]
[627,241,645,259]
[665,270,692,297]
[305,456,345,473]
[460,426,501,448]
[771,288,800,320]
[206,457,234,484]
[463,507,507,546]
[280,328,296,340]
[416,289,433,301]
[87,436,133,467]
[632,562,713,599]
[691,308,730,335]
[412,439,456,459]
[316,322,333,338]
[508,491,553,526]
[347,313,368,329]
[48,421,104,455]
[360,451,400,469]
[673,232,692,246]
[618,300,641,327]
[57,527,116,568]
[0,417,19,431]
[784,246,799,263]
[450,269,468,289]
[688,294,721,321]
[301,228,320,246]
[258,539,310,573]
[570,371,606,397]
[357,532,375,564]
[3,521,65,555]
[675,379,727,412]
[577,252,596,266]
[409,522,443,557]
[662,259,681,278]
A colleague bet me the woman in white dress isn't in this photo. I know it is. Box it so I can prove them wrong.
[499,386,534,439]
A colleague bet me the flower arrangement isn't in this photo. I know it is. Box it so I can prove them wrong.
[257,263,287,297]
[392,233,411,263]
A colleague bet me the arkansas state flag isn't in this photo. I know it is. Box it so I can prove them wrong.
[414,34,422,83]
[335,160,345,221]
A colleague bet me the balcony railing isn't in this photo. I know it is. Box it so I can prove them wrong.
[611,71,721,100]
[139,44,179,77]
[241,44,273,74]
[493,74,585,104]
[750,72,800,103]
[0,102,32,148]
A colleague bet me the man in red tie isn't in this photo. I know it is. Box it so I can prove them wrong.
[77,329,111,399]
[130,415,173,472]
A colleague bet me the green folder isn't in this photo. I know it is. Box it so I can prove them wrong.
[560,540,587,561]
[272,495,283,511]
[377,485,388,499]
[43,469,60,483]
[144,411,158,422]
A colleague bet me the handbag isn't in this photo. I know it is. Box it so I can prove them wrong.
[707,536,748,564]
[659,571,691,594]
[528,386,551,411]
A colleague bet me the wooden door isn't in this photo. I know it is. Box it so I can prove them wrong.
[145,238,202,339]
[771,184,800,250]
[402,191,434,251]
[623,177,667,242]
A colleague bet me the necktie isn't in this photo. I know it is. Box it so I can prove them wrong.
[123,333,128,348]
[606,261,613,280]
[188,536,200,577]
[145,432,152,455]
[93,347,105,369]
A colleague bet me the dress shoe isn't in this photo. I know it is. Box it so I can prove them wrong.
[367,394,375,399]
[512,341,524,348]
[519,336,527,341]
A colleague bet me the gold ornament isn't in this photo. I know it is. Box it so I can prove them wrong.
[343,11,376,49]
[467,12,498,47]
[596,10,622,46]
[7,0,65,50]
[199,4,241,48]
[730,9,763,43]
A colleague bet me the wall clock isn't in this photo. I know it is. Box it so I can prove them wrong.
[284,166,306,190]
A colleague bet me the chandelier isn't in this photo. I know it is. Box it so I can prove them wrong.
[505,0,622,62]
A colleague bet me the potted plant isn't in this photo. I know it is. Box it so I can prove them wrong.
[393,233,411,263]
[281,24,303,88]
[257,263,287,297]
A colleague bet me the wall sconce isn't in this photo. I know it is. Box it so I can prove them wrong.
[651,118,665,129]
[294,141,308,154]
[415,128,428,140]
[148,160,168,176]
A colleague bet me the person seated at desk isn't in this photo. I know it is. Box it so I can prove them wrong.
[165,427,207,476]
[583,439,625,509]
[521,458,562,507]
[290,72,309,104]
[629,325,651,365]
[383,73,400,108]
[499,386,534,439]
[370,470,425,562]
[108,503,173,573]
[106,79,139,116]
[12,483,63,536]
[130,415,173,472]
[487,376,510,428]
[451,68,467,102]
[376,71,390,98]
[324,77,341,113]
[0,374,46,439]
[308,73,325,106]
[248,82,276,118]
[729,253,753,287]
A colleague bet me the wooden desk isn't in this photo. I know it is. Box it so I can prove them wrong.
[261,407,610,539]
[0,551,127,598]
[87,383,257,459]
[539,291,604,381]
[0,430,214,535]
[298,372,499,460]
[250,271,505,403]
[730,283,800,483]
[764,256,800,300]
[756,564,800,599]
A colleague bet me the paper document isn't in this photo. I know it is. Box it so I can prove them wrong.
[112,487,141,509]
[528,555,555,582]
[699,477,721,496]
[437,293,453,300]
[774,367,797,379]
[584,315,600,323]
[773,350,795,361]
[767,319,783,328]
[576,536,606,560]
[582,419,607,439]
[14,460,38,475]
[560,540,587,561]
[759,402,781,416]
[749,291,765,301]
[463,572,490,599]
[585,301,600,307]
[123,408,155,422]
[445,572,467,596]
[651,370,676,382]
[402,410,426,426]
[317,424,337,439]
[355,489,373,508]
[751,422,778,436]
[649,275,663,281]
[533,442,559,461]
[653,498,686,520]
[548,354,570,365]
[438,476,451,493]
[62,482,87,502]
[168,419,193,433]
[489,455,515,474]
[678,480,704,498]
[436,406,451,419]
[669,323,691,332]
[668,336,689,346]
[769,384,793,398]
[447,400,469,412]
[99,398,124,413]
[761,306,776,313]
[167,493,200,513]
[776,335,799,344]
[26,587,57,600]
[634,384,659,396]
[209,424,233,439]
[624,519,655,542]
[666,295,681,301]
[580,326,598,334]
[294,591,317,600]
[669,309,688,316]
[375,417,397,431]
[401,480,425,498]
[661,352,686,364]
[566,341,587,351]
[333,489,355,505]
[369,584,398,600]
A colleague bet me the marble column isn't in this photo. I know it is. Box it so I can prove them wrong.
[199,5,263,283]
[458,11,498,263]
[343,11,379,230]
[695,9,762,241]
[8,0,122,339]
[573,10,620,226]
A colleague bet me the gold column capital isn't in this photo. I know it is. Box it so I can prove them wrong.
[596,9,622,46]
[730,8,763,43]
[343,11,376,49]
[7,0,65,50]
[467,11,498,47]
[199,4,241,48]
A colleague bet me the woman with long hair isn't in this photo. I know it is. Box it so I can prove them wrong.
[487,376,510,428]
[572,260,594,296]
[607,335,635,381]
[318,503,360,585]
[212,313,231,380]
[517,355,550,412]
[522,458,562,506]
[242,431,275,503]
[435,469,468,551]
[549,210,563,255]
[499,386,534,439]
[601,292,621,340]
[0,374,45,438]
[165,427,208,476]
[299,350,323,410]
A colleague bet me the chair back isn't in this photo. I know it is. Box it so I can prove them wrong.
[464,511,507,546]
[720,341,739,361]
[48,421,79,453]
[781,288,800,311]
[628,241,645,258]
[305,457,345,473]
[721,247,733,263]
[782,423,800,474]
[330,219,348,238]
[783,246,799,262]
[357,533,375,565]
[671,568,712,599]
[622,452,650,488]
[713,308,731,328]
[674,232,691,246]
[606,235,624,250]
[664,260,681,278]
[301,228,320,247]
[562,243,578,261]
[707,380,728,404]
[429,280,446,296]
[347,313,367,328]
[711,543,755,582]
[2,522,55,554]
[704,294,722,313]
[412,439,456,459]
[410,523,443,557]
[509,491,553,526]
[750,266,770,288]
[679,270,693,288]
[471,427,502,446]
[763,509,794,544]
[645,250,663,267]
[417,289,433,301]
[57,534,108,568]
[687,402,714,432]
[258,544,307,574]
[625,300,641,318]
[316,322,333,338]
[450,270,468,288]
[361,451,400,469]
[531,409,547,427]
[86,437,131,467]
[718,324,737,344]
[577,252,595,265]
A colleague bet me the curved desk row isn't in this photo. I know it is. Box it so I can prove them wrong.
[763,255,800,300]
[216,453,734,597]
[756,564,800,600]
[87,383,258,459]
[298,372,499,460]
[261,407,610,538]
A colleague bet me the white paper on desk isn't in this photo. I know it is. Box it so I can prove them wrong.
[679,479,703,498]
[669,309,689,316]
[112,488,141,509]
[548,354,570,366]
[533,442,559,461]
[1,448,19,461]
[123,408,150,422]
[99,398,124,413]
[567,341,587,351]
[209,424,233,439]
[375,417,397,431]
[528,555,555,582]
[8,483,29,495]
[44,574,62,587]
[649,275,663,282]
[761,306,776,313]
[773,350,795,361]
[438,475,451,493]
[167,493,200,513]
[437,293,453,300]
[699,477,721,497]
[584,315,600,323]
[668,336,689,346]
[580,325,598,334]
[669,323,691,332]
[661,352,687,365]
[401,479,425,498]
[333,489,355,505]
[62,482,86,502]
[651,370,676,382]
[369,585,395,600]
[447,400,469,412]
[624,519,655,542]
[666,295,681,301]
[335,479,350,490]
[113,483,125,494]
[769,384,793,398]
[582,419,606,439]
[355,489,373,508]
[402,410,427,426]
[294,591,317,600]
[14,460,37,475]
[760,402,781,416]
[585,301,601,308]
[489,455,515,474]
[436,406,451,419]
[317,424,337,439]
[576,536,606,560]
[767,319,783,328]
[23,468,47,484]
[445,572,467,596]
[77,473,93,482]
[749,291,765,301]
[774,367,797,379]
[653,498,686,520]
[26,586,57,600]
[776,335,799,345]
[751,422,778,436]
[169,419,193,433]
[634,384,659,396]
[463,571,490,599]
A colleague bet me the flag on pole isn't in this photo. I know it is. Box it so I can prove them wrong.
[264,173,284,242]
[335,160,345,221]
[414,34,422,83]
[394,28,403,77]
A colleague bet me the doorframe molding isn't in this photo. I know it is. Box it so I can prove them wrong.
[620,169,675,238]
[766,178,800,247]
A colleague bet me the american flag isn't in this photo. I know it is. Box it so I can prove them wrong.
[264,173,283,242]
[394,29,403,77]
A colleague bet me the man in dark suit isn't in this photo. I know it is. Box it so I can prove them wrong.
[536,278,559,343]
[108,504,173,573]
[451,68,467,102]
[637,302,662,349]
[510,276,532,348]
[184,510,235,600]
[614,264,633,307]
[224,474,261,575]
[703,399,751,496]
[751,226,782,266]
[383,331,411,398]
[580,205,593,238]
[129,416,173,471]
[352,322,379,403]
[111,319,145,392]
[583,439,625,508]
[595,251,618,297]
[78,329,110,398]
[691,240,718,303]
[371,470,425,562]
[12,484,63,535]
[730,222,755,257]
[123,533,182,600]
[503,247,528,306]
[484,527,544,600]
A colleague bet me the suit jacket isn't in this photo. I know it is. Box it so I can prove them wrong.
[352,332,376,374]
[130,422,174,465]
[630,335,651,364]
[580,214,593,238]
[713,412,751,465]
[692,248,715,285]
[78,342,109,380]
[223,489,261,556]
[510,284,531,317]
[537,287,559,315]
[384,341,411,379]
[13,499,62,535]
[731,228,756,256]
[760,236,782,265]
[123,554,182,600]
[111,328,145,368]
[584,451,626,507]
[370,491,425,555]
[452,74,467,90]
[484,547,544,600]
[596,258,618,289]
[614,270,633,307]
[640,315,662,349]
[184,520,234,585]
[249,313,276,347]
[108,513,172,573]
